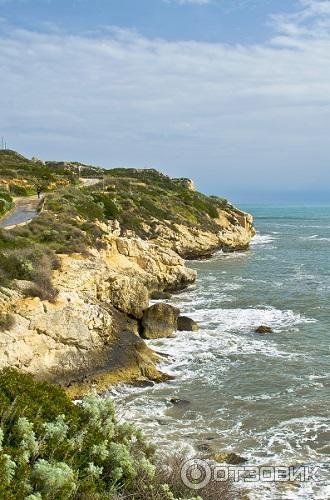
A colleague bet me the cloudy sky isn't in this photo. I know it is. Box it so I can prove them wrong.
[0,0,330,202]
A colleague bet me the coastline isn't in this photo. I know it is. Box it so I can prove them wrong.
[0,205,255,395]
[108,205,330,500]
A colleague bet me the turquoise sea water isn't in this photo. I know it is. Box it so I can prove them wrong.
[111,205,330,499]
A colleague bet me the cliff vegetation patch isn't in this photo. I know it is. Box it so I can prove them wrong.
[0,369,235,499]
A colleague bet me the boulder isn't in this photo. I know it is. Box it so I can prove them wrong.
[255,325,273,334]
[177,316,199,332]
[142,303,180,339]
[150,290,172,300]
[213,453,247,465]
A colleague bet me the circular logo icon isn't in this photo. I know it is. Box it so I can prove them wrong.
[180,458,212,490]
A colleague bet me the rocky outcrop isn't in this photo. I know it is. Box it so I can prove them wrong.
[149,206,255,259]
[255,325,273,334]
[177,316,199,332]
[172,178,196,191]
[142,303,180,339]
[0,196,255,394]
[0,233,195,396]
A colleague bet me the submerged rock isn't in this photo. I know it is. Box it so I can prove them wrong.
[196,442,214,454]
[213,453,247,465]
[255,325,273,334]
[177,316,199,332]
[142,303,180,339]
[170,398,190,406]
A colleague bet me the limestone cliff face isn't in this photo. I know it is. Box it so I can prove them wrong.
[149,206,255,259]
[0,203,255,394]
[0,233,195,396]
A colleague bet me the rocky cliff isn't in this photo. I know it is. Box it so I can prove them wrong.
[148,206,255,259]
[0,230,196,396]
[0,155,255,394]
[0,213,254,396]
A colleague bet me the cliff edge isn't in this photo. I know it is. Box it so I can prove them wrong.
[0,152,255,394]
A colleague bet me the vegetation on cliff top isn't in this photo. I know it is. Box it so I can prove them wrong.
[0,150,77,197]
[0,155,242,499]
[0,369,235,500]
[0,151,231,300]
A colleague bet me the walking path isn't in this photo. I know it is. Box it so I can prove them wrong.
[0,196,40,229]
[0,178,101,229]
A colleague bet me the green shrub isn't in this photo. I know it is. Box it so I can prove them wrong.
[0,191,14,217]
[0,313,15,331]
[0,247,60,301]
[92,192,121,218]
[9,185,35,197]
[0,369,214,500]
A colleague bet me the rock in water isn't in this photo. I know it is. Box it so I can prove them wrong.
[142,303,180,339]
[177,316,199,332]
[255,325,273,334]
[170,398,190,406]
[213,453,247,465]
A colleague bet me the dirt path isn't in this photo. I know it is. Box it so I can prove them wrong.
[0,178,101,229]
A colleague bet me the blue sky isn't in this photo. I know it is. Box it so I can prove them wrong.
[1,0,330,202]
[0,0,300,43]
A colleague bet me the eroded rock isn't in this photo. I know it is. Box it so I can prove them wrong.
[142,303,180,339]
[150,290,172,300]
[0,235,194,394]
[177,316,199,332]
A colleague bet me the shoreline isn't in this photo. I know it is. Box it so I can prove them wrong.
[107,220,329,499]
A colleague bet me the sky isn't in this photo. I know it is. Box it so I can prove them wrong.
[0,0,330,203]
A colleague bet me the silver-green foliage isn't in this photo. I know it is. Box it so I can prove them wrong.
[0,389,166,499]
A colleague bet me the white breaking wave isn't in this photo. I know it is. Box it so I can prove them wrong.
[251,234,278,245]
[187,306,315,333]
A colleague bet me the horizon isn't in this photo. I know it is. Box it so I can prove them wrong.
[1,0,330,202]
[1,146,330,205]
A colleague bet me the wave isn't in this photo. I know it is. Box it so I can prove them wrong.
[299,234,330,242]
[187,306,315,333]
[251,234,278,245]
[300,234,319,239]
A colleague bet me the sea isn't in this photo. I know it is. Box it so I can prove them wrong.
[110,204,330,499]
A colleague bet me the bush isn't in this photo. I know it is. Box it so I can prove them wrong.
[0,314,15,332]
[0,369,217,500]
[0,190,14,217]
[9,184,35,197]
[0,247,60,301]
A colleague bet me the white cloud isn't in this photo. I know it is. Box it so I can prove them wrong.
[0,2,330,196]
